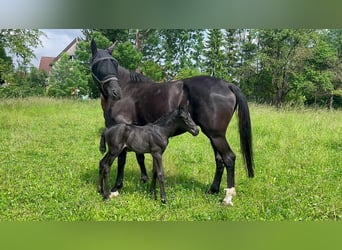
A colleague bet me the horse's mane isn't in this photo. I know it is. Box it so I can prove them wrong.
[129,71,152,83]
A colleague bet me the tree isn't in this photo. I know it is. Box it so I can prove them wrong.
[47,54,88,98]
[234,29,259,98]
[256,29,313,106]
[224,29,239,82]
[113,41,142,71]
[0,29,43,72]
[203,29,227,80]
[158,29,204,80]
[303,31,340,108]
[140,60,164,81]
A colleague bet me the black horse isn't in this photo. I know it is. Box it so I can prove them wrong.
[91,40,254,205]
[98,105,199,202]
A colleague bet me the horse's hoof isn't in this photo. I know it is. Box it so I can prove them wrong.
[109,190,120,198]
[222,199,234,206]
[222,188,236,206]
[206,188,219,195]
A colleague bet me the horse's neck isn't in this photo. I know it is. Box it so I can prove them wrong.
[118,66,130,85]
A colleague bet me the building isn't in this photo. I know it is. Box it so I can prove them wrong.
[38,37,80,74]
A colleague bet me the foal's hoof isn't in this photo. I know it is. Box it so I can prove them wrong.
[99,145,106,154]
[161,198,168,204]
[140,175,148,183]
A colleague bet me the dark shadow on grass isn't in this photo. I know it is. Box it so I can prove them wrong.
[81,161,214,200]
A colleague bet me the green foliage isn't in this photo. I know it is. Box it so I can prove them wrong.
[0,67,47,98]
[204,29,228,80]
[174,67,202,80]
[0,29,43,70]
[113,41,142,71]
[3,29,342,108]
[0,98,341,221]
[47,54,88,98]
[140,60,164,81]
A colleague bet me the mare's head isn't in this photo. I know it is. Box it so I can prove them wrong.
[175,106,199,136]
[90,39,122,100]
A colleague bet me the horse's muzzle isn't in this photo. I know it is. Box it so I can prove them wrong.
[112,89,121,100]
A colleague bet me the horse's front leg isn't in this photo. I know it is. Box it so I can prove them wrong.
[136,153,148,183]
[110,148,127,196]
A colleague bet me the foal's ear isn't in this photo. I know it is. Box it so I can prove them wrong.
[179,100,190,112]
[91,39,97,56]
[178,104,188,114]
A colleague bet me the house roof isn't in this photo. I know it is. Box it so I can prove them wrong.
[38,37,81,73]
[52,37,80,63]
[38,56,55,73]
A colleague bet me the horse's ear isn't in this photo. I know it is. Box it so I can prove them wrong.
[91,39,97,56]
[107,40,119,55]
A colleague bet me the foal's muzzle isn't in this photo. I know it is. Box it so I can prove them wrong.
[190,127,200,136]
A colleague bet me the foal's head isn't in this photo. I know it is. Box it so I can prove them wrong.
[90,39,122,100]
[175,106,199,136]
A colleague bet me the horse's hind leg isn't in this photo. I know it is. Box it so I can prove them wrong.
[136,153,148,183]
[208,136,236,206]
[206,148,224,194]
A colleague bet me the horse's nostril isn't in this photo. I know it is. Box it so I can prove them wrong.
[112,90,121,99]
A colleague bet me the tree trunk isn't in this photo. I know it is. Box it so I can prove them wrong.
[328,94,334,110]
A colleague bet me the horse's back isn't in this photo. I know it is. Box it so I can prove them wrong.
[183,76,237,134]
[131,81,186,123]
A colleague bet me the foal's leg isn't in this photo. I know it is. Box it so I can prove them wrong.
[150,164,158,200]
[110,148,127,193]
[152,153,167,203]
[208,136,236,206]
[100,152,117,200]
[99,128,107,153]
[98,154,107,194]
[136,153,149,183]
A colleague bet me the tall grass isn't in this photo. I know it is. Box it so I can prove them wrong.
[0,98,341,221]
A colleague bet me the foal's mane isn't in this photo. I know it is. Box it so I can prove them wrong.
[152,109,178,125]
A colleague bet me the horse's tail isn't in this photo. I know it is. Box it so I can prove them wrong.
[229,84,254,178]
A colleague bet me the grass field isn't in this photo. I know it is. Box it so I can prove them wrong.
[0,97,341,221]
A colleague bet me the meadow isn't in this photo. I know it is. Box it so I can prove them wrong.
[0,97,341,221]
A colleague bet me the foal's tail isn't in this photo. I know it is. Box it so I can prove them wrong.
[229,84,254,178]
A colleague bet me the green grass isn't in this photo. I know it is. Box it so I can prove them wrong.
[0,97,341,221]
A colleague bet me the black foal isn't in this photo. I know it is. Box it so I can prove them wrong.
[98,106,199,203]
